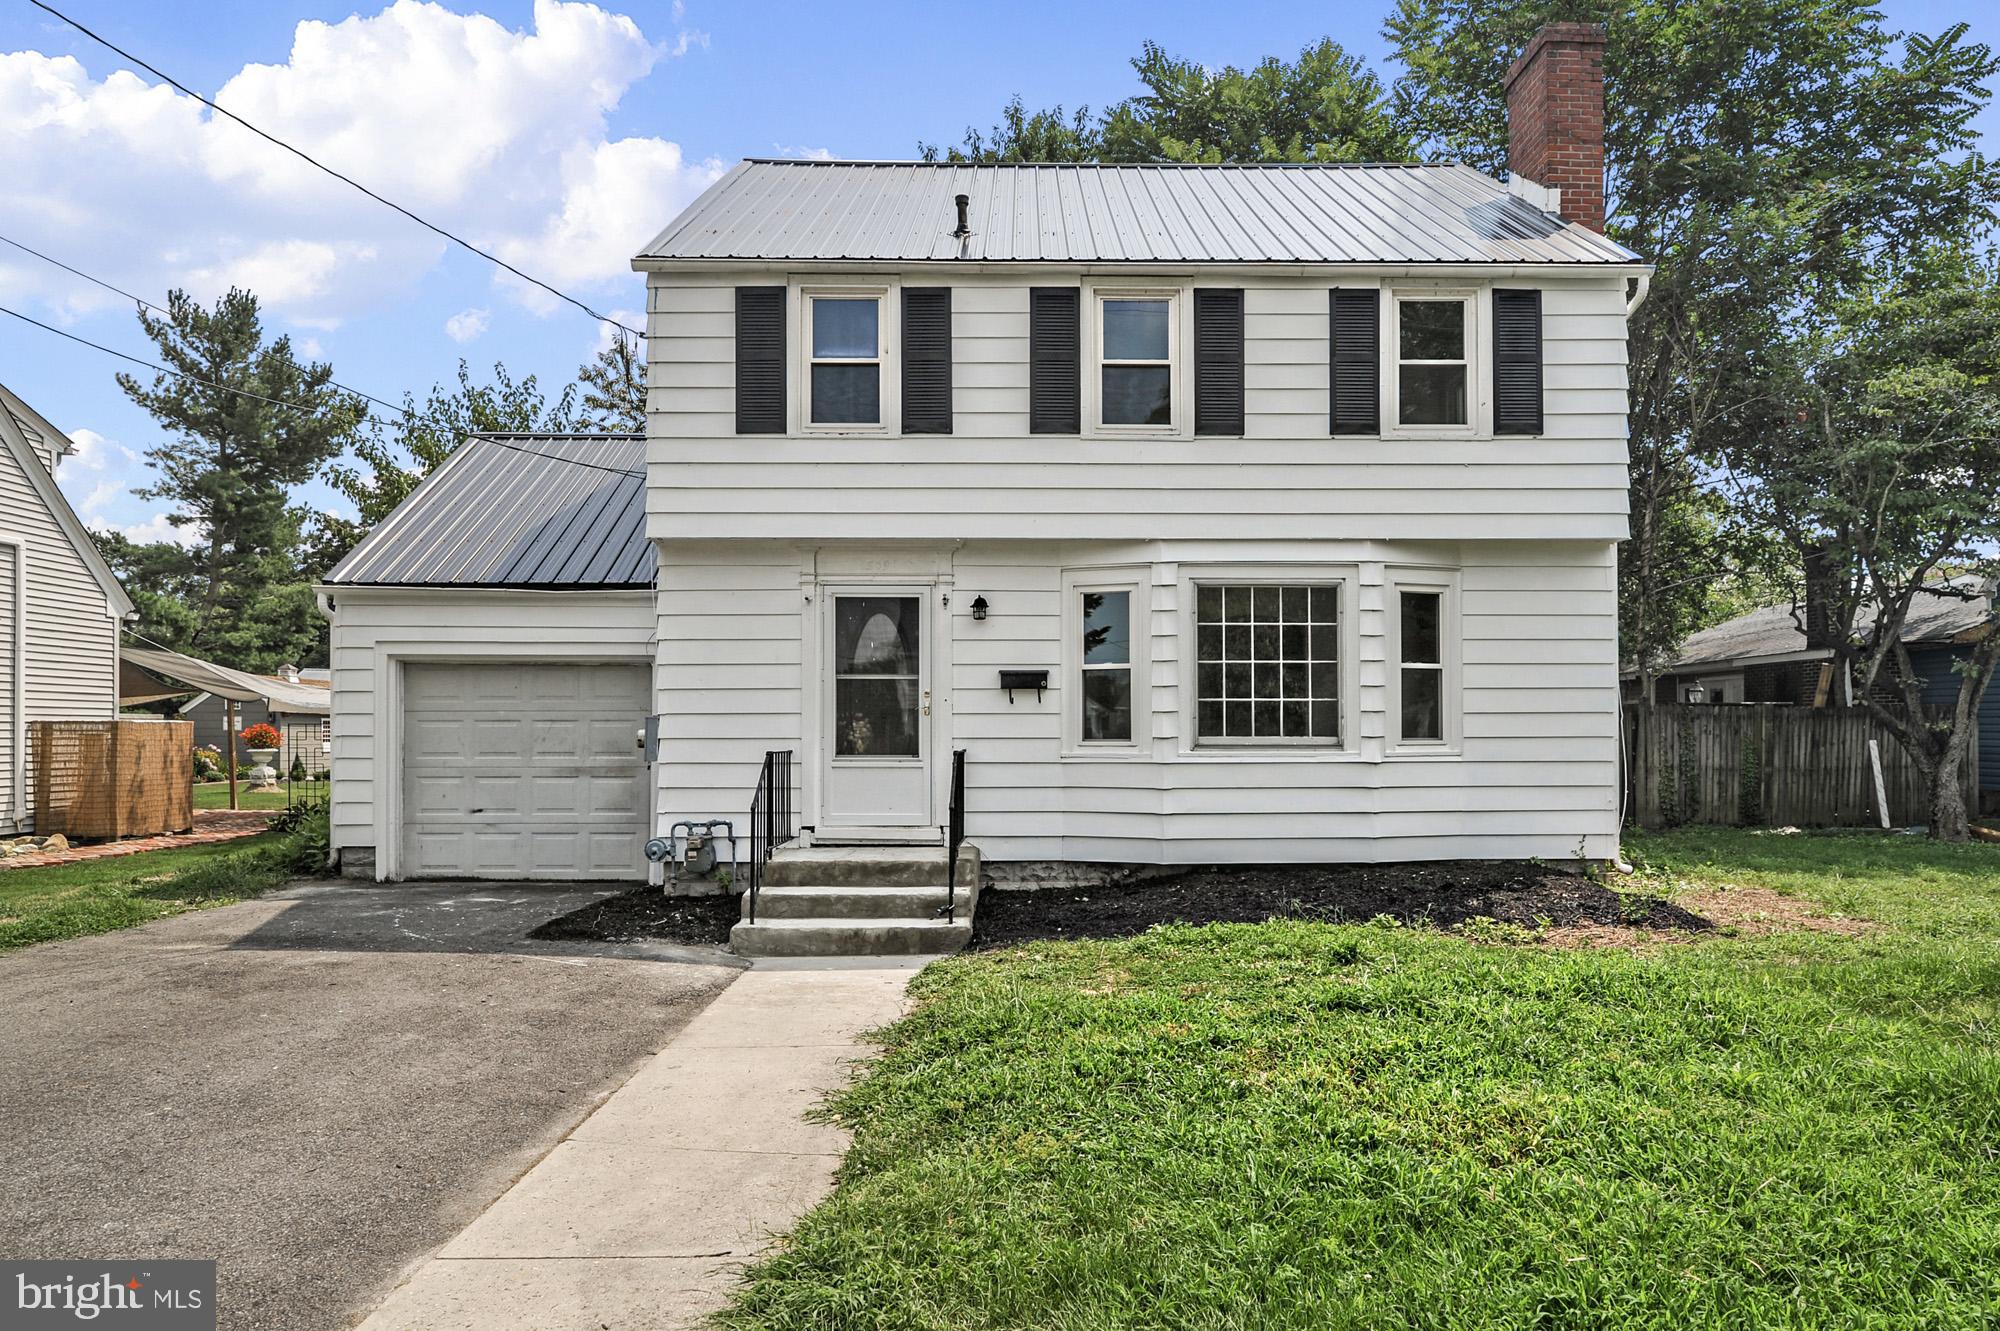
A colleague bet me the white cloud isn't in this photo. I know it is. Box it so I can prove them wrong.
[60,426,136,473]
[0,1,720,329]
[96,511,203,548]
[772,144,835,161]
[445,307,491,342]
[593,307,645,353]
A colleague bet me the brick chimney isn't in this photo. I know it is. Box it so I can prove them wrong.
[1503,22,1608,232]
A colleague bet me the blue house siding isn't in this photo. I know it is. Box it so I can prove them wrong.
[1906,644,2000,792]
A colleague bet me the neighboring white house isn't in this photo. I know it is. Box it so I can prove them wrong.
[325,23,1644,881]
[0,381,135,834]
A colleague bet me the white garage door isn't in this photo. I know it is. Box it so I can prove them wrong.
[402,662,649,879]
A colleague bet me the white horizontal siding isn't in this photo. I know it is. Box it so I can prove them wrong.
[326,589,655,878]
[0,437,118,833]
[646,270,1631,545]
[653,536,1618,864]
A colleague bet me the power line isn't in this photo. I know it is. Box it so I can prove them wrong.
[0,302,642,478]
[0,229,412,418]
[27,0,646,343]
[476,436,644,479]
[0,302,368,418]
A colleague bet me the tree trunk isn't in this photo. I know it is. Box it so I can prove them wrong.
[1930,744,1970,842]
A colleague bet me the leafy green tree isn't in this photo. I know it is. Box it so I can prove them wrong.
[923,39,1410,163]
[577,334,647,433]
[1385,1,2000,692]
[311,360,578,574]
[111,288,366,669]
[1709,259,2000,839]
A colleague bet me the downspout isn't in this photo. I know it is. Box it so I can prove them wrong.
[1626,271,1652,318]
[2,537,23,833]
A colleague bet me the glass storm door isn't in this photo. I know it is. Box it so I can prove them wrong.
[821,592,931,827]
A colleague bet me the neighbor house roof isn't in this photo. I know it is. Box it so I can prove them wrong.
[324,434,652,589]
[636,159,1640,267]
[1665,583,1996,672]
[0,380,133,617]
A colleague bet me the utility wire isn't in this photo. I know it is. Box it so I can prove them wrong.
[0,302,642,477]
[0,229,412,418]
[28,0,646,342]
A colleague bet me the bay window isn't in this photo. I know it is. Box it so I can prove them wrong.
[1079,590,1133,743]
[1194,583,1340,745]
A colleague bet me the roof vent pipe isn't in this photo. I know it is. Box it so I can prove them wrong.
[951,193,971,238]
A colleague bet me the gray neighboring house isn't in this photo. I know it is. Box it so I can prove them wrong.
[0,381,135,834]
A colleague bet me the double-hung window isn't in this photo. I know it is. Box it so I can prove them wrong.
[1097,295,1174,427]
[808,293,883,425]
[1194,584,1340,745]
[1394,294,1471,427]
[1079,590,1134,744]
[1397,590,1446,742]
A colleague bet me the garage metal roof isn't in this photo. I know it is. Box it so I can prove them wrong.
[326,434,652,589]
[637,159,1639,266]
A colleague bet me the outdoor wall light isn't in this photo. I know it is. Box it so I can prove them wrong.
[970,596,989,621]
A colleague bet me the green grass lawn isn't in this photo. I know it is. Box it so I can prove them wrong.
[191,782,299,811]
[726,829,2000,1330]
[0,821,322,952]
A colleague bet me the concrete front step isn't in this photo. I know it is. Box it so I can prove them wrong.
[763,844,980,889]
[730,916,974,957]
[745,882,977,921]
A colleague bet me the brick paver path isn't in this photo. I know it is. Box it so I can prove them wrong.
[0,809,278,871]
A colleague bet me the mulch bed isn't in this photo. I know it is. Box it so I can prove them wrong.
[970,862,1711,950]
[528,887,738,946]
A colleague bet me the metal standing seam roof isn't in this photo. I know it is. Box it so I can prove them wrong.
[325,434,653,589]
[637,159,1640,266]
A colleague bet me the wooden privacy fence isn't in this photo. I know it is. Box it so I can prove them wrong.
[1628,704,1974,829]
[32,718,193,840]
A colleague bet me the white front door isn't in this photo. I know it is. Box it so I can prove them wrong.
[820,590,932,829]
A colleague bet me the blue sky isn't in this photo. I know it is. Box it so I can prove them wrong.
[0,0,1992,541]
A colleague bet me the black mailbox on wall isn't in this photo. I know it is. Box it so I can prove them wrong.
[999,669,1049,703]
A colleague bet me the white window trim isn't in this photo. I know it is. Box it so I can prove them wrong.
[1061,568,1148,758]
[1386,569,1462,756]
[1176,564,1360,758]
[1082,283,1192,439]
[796,283,897,436]
[1382,287,1490,440]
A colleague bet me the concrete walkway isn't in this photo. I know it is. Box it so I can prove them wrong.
[355,959,926,1331]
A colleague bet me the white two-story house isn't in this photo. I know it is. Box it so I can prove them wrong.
[324,25,1642,920]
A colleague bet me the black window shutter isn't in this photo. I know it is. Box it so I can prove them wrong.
[734,286,786,434]
[1194,289,1245,436]
[1493,288,1544,435]
[1029,287,1080,434]
[1329,288,1379,435]
[902,287,952,434]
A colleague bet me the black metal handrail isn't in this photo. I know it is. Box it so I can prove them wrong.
[746,749,794,925]
[942,748,967,923]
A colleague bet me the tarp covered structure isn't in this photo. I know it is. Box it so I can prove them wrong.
[120,646,331,715]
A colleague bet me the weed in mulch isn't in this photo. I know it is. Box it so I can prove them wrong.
[970,861,1709,950]
[529,887,738,946]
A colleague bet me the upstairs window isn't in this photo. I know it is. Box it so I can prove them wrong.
[809,294,882,425]
[1395,295,1470,427]
[1098,295,1174,427]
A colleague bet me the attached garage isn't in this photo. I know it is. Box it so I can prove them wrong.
[401,662,649,879]
[319,433,658,882]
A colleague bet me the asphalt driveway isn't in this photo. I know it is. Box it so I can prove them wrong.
[0,881,743,1331]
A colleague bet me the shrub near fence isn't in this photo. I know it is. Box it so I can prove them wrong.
[1628,703,1975,829]
[31,718,194,839]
